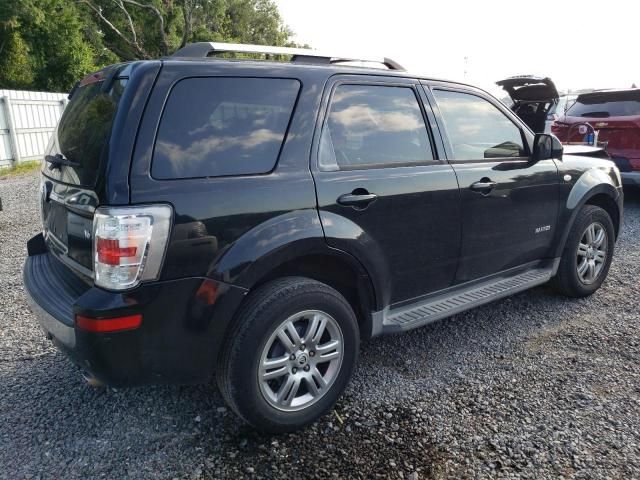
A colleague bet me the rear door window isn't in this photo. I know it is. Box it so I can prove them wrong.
[152,77,300,179]
[318,84,434,170]
[566,91,640,117]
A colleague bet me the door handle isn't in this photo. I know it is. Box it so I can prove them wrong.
[470,180,497,195]
[337,191,378,208]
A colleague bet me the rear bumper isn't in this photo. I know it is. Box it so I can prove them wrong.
[23,234,247,387]
[621,171,640,186]
[24,275,77,349]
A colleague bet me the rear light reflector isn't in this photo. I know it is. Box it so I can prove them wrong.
[93,205,172,290]
[630,159,640,171]
[97,238,137,265]
[76,314,142,333]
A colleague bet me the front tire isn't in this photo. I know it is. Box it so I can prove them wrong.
[551,205,615,297]
[217,277,359,433]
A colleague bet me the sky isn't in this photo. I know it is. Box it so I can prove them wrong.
[274,0,640,97]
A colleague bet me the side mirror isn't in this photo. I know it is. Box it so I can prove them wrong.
[532,133,563,162]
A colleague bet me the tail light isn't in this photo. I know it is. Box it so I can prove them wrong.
[93,205,172,290]
[551,122,568,140]
[630,159,640,171]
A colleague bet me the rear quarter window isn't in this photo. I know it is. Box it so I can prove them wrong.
[152,77,300,179]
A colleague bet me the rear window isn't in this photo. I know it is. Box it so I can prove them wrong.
[566,91,640,117]
[44,66,128,186]
[319,84,434,170]
[152,77,300,179]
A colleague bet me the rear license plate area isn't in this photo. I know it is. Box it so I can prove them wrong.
[44,201,69,246]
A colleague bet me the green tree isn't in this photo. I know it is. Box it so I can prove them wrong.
[79,0,296,59]
[0,0,96,91]
[0,0,297,92]
[0,30,36,88]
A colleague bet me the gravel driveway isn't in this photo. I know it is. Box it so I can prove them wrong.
[1,171,639,479]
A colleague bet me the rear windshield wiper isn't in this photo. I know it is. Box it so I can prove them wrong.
[45,154,81,169]
[580,111,610,118]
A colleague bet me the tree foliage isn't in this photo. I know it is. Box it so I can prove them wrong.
[0,0,296,92]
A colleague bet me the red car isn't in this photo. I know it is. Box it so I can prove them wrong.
[552,89,640,187]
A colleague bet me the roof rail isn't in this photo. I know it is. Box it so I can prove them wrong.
[170,42,405,71]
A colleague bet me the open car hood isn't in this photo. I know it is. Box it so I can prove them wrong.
[496,75,559,103]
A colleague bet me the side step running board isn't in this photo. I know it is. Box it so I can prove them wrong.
[378,267,555,334]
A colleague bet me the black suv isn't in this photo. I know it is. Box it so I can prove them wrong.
[24,43,623,433]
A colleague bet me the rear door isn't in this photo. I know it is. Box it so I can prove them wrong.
[39,62,157,277]
[426,85,560,284]
[312,75,461,305]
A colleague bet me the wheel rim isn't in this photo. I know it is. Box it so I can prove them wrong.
[258,310,343,412]
[576,221,608,285]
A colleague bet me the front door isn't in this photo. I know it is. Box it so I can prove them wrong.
[312,77,461,305]
[428,86,560,284]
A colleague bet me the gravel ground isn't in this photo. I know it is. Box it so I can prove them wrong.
[1,171,639,480]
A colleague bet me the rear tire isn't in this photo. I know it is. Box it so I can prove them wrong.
[551,205,615,297]
[217,277,359,433]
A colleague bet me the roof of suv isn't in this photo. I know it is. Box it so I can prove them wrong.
[163,41,479,91]
[576,88,640,100]
[171,41,407,70]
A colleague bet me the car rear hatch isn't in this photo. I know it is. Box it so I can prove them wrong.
[496,75,560,104]
[40,64,133,278]
[556,90,640,171]
[496,76,559,132]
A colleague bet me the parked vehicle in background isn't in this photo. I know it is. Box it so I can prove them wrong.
[546,95,577,133]
[23,43,624,433]
[553,89,640,188]
[497,76,559,133]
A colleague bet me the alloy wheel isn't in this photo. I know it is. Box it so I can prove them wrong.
[576,221,608,285]
[258,310,343,412]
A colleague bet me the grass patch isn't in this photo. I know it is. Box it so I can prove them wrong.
[0,161,41,178]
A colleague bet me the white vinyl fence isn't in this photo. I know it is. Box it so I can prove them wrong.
[0,89,67,168]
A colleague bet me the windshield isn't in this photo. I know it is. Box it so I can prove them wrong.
[555,97,567,113]
[566,91,640,118]
[42,65,128,186]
